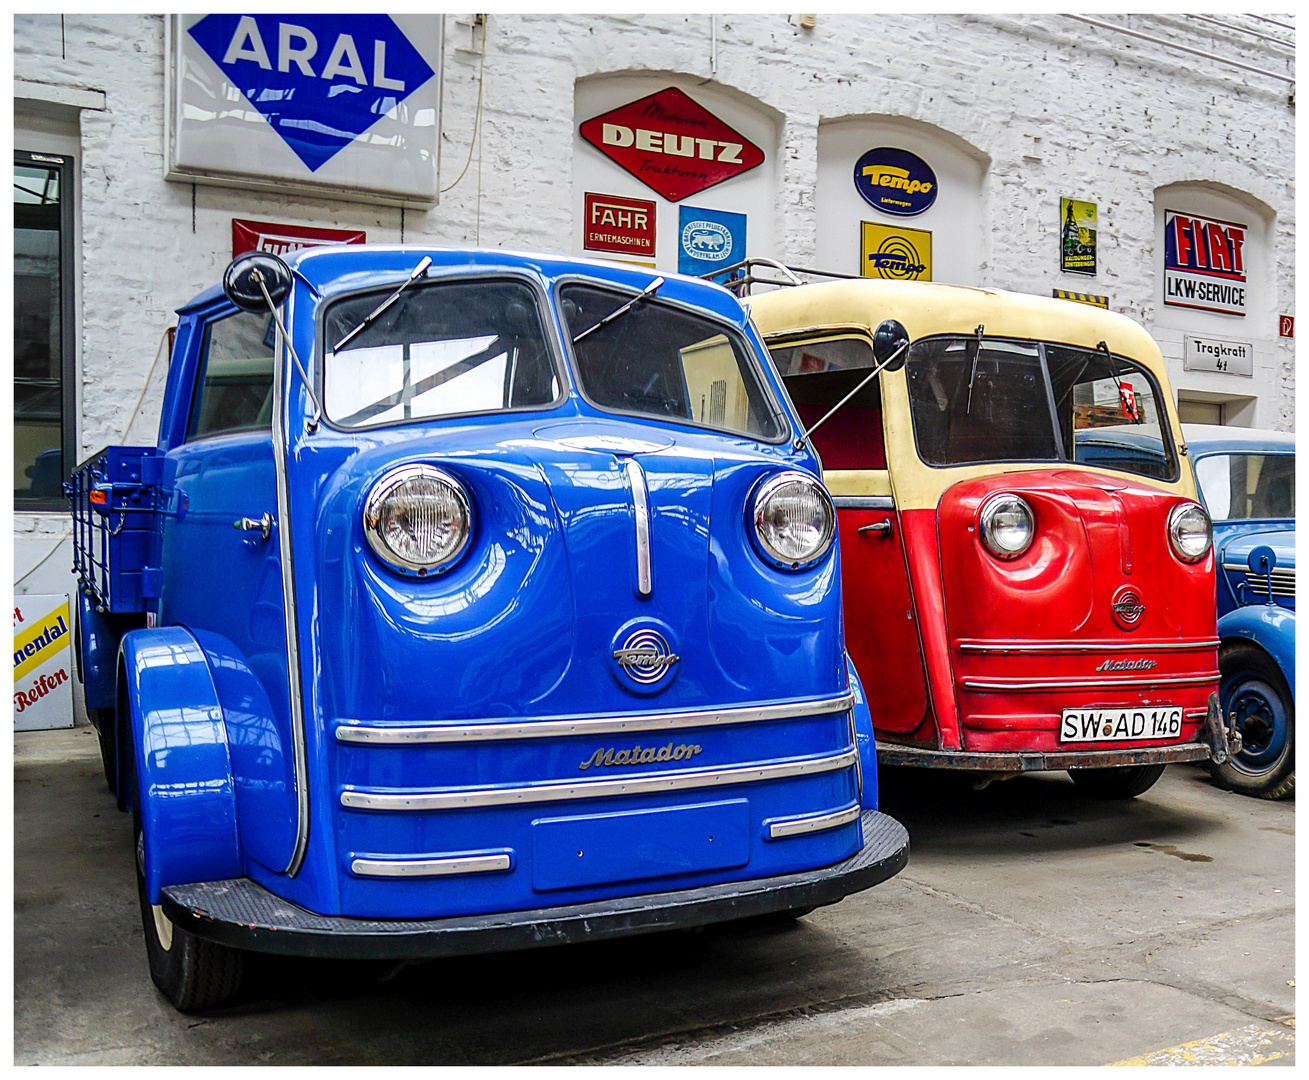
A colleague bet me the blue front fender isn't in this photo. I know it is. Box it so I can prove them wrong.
[1219,606,1296,694]
[847,652,880,810]
[118,627,242,904]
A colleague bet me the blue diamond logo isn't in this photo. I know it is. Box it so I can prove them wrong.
[188,15,435,173]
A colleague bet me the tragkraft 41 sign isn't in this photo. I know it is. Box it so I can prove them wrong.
[1164,210,1248,316]
[168,15,441,206]
[579,87,764,202]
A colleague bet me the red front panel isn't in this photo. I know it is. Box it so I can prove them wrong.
[934,470,1218,753]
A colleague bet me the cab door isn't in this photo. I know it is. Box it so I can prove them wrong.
[156,303,298,871]
[768,335,930,738]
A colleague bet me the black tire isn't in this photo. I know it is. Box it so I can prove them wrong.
[124,707,244,1012]
[1068,763,1166,799]
[1208,643,1295,800]
[90,706,118,796]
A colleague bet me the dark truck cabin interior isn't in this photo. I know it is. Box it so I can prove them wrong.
[768,336,886,470]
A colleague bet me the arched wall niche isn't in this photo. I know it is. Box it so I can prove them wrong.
[572,73,781,275]
[815,116,989,285]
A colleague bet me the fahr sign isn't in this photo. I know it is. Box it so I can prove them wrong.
[583,193,656,257]
[580,87,764,202]
[168,15,442,207]
[232,218,366,258]
[1163,209,1248,316]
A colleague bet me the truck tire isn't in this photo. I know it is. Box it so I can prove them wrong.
[1208,643,1295,800]
[89,707,117,796]
[125,715,244,1012]
[1067,763,1166,799]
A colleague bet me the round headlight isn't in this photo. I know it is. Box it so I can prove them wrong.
[752,471,835,568]
[978,493,1035,559]
[363,465,472,574]
[1168,502,1212,563]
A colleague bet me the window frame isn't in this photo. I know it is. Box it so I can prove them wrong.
[555,274,791,446]
[14,148,76,511]
[1192,450,1296,524]
[904,332,1180,482]
[312,269,569,434]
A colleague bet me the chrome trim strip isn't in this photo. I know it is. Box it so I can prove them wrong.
[768,805,861,840]
[273,314,311,877]
[962,673,1220,692]
[350,854,511,878]
[832,496,894,510]
[1224,563,1295,575]
[1184,709,1208,721]
[956,639,1220,654]
[340,747,860,812]
[334,693,855,745]
[626,458,652,597]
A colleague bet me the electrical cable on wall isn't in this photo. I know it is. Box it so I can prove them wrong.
[439,16,486,197]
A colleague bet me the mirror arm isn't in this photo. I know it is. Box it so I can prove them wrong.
[252,267,323,434]
[797,340,908,447]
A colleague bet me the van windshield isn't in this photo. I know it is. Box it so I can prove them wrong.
[322,278,559,429]
[905,335,1177,481]
[560,283,784,441]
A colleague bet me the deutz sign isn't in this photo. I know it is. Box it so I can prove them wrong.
[580,87,764,202]
[168,15,442,207]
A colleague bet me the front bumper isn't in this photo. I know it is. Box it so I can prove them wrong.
[161,810,909,960]
[878,692,1240,772]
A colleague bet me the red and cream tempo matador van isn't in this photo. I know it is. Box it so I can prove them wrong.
[742,269,1240,798]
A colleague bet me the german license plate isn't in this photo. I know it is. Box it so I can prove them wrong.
[1060,707,1183,744]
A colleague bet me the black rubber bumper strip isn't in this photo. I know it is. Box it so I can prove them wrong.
[160,810,909,961]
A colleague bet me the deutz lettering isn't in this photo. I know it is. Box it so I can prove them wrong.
[601,124,743,164]
[222,16,408,90]
[579,742,702,770]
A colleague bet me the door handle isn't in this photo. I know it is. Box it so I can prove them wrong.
[233,512,274,541]
[858,521,892,536]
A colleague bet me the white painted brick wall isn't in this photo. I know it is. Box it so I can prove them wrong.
[13,13,1295,580]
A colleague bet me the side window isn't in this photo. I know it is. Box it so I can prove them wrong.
[186,310,276,441]
[1195,454,1294,521]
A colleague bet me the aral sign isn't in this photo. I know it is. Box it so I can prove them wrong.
[1163,210,1248,316]
[168,15,442,206]
[579,87,764,202]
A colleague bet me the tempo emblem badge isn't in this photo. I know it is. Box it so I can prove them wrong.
[613,628,680,686]
[1111,586,1146,630]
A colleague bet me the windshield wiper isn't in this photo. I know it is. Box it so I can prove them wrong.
[965,324,985,415]
[333,256,433,353]
[1098,340,1142,423]
[572,277,664,345]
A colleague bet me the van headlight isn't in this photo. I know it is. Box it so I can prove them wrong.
[1168,502,1212,563]
[978,493,1034,559]
[363,464,472,575]
[752,471,835,569]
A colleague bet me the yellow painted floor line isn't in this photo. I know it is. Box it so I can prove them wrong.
[1108,1022,1295,1066]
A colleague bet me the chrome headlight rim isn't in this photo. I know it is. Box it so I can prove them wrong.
[362,463,473,576]
[978,492,1035,560]
[751,470,836,571]
[1167,501,1212,563]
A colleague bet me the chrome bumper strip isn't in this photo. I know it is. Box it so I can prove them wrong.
[350,854,512,879]
[768,804,861,840]
[340,747,860,812]
[962,673,1220,692]
[956,639,1220,654]
[334,693,855,746]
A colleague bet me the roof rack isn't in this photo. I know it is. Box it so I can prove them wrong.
[701,258,857,298]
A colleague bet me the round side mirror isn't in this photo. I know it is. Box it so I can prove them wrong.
[872,318,910,370]
[223,252,292,313]
[1246,544,1277,575]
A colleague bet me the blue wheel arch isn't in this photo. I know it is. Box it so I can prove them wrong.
[116,627,243,904]
[846,652,880,811]
[1218,606,1295,694]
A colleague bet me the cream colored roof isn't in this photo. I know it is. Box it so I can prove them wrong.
[748,279,1166,372]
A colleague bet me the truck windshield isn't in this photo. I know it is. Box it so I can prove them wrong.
[560,283,784,441]
[1194,453,1294,520]
[322,278,558,429]
[906,335,1177,481]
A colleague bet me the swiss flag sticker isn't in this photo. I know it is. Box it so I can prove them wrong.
[580,87,764,202]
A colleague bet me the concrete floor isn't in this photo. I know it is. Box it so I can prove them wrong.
[15,724,1294,1065]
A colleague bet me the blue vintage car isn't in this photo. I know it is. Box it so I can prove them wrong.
[69,246,908,1011]
[1184,423,1295,799]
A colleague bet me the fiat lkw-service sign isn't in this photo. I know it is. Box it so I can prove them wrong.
[1163,210,1248,317]
[168,15,442,206]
